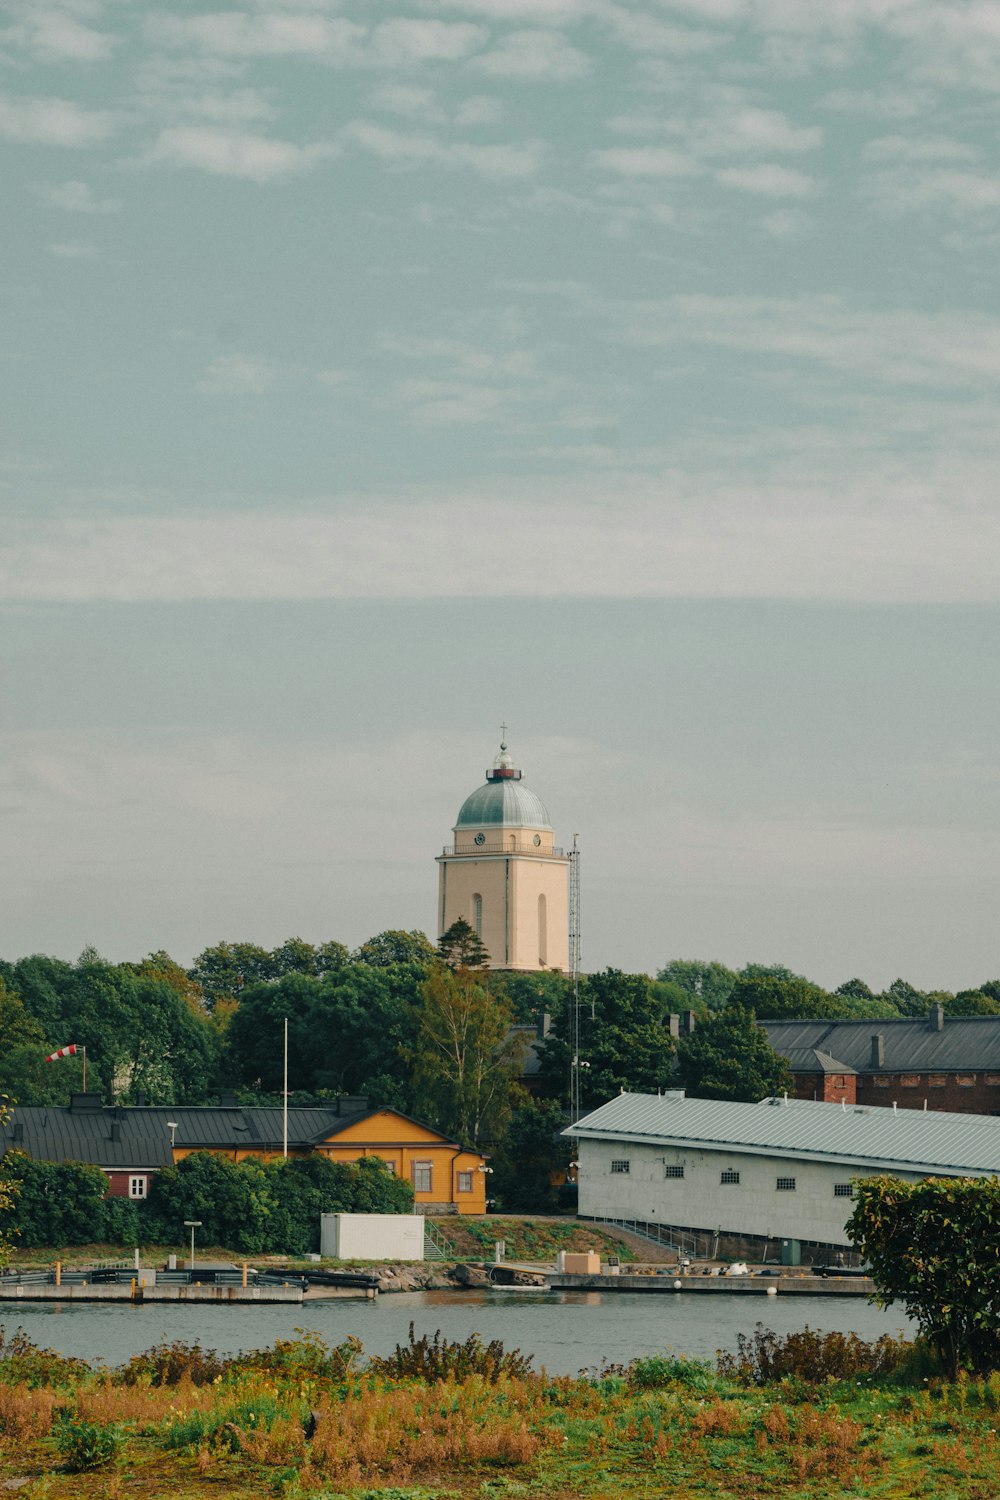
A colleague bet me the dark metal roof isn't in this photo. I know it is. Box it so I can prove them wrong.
[0,1102,375,1170]
[765,1016,1000,1073]
[782,1046,857,1075]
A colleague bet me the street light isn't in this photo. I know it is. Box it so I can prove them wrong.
[167,1121,179,1148]
[183,1219,202,1273]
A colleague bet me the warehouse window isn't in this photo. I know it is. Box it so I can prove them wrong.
[610,1159,630,1174]
[776,1177,796,1191]
[664,1164,684,1179]
[834,1183,854,1198]
[720,1169,740,1185]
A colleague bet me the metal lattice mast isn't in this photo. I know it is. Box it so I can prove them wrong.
[569,834,582,1122]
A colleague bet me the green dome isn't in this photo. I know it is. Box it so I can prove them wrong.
[454,740,553,830]
[455,779,552,831]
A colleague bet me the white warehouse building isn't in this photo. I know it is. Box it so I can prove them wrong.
[565,1091,1000,1257]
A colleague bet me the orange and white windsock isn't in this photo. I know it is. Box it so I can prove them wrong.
[44,1045,78,1062]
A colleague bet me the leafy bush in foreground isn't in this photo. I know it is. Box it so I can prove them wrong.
[717,1322,912,1385]
[368,1322,534,1383]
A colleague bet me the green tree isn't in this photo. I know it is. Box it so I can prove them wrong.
[188,941,274,1009]
[144,1151,276,1254]
[536,969,677,1111]
[262,1154,411,1254]
[354,930,435,968]
[947,989,1000,1016]
[438,918,490,971]
[499,969,572,1023]
[1,1153,111,1249]
[676,1008,793,1102]
[492,1096,572,1213]
[727,973,837,1020]
[657,960,737,1012]
[848,1175,1000,1376]
[880,977,927,1017]
[405,964,521,1145]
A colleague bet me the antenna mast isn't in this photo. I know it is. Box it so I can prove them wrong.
[569,833,582,1122]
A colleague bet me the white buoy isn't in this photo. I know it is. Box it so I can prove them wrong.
[766,1285,777,1296]
[673,1280,682,1290]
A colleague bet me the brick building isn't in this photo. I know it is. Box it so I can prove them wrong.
[765,1006,1000,1115]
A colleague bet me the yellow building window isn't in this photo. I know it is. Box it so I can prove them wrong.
[457,1171,473,1193]
[412,1161,433,1193]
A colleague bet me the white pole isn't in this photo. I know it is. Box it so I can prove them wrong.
[282,1017,288,1159]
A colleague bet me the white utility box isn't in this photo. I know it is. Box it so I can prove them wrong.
[320,1213,426,1261]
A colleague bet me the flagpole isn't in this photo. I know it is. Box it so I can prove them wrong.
[282,1018,288,1160]
[82,1046,86,1092]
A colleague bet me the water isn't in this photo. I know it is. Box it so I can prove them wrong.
[0,1289,914,1376]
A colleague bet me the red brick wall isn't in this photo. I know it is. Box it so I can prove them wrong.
[105,1171,152,1199]
[793,1073,857,1104]
[794,1071,1000,1115]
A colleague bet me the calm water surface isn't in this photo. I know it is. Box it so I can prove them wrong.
[0,1290,914,1375]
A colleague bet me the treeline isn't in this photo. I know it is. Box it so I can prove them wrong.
[2,936,998,1209]
[0,1149,411,1254]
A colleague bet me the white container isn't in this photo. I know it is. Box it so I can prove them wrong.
[320,1213,426,1261]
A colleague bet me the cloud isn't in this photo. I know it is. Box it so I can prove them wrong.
[151,125,339,180]
[4,481,1000,603]
[46,240,98,258]
[862,134,978,163]
[590,146,699,177]
[344,120,542,178]
[471,28,591,80]
[716,163,814,195]
[759,207,812,236]
[6,9,115,63]
[147,10,486,67]
[864,167,1000,217]
[0,92,117,146]
[614,294,1000,389]
[196,354,276,394]
[33,179,121,212]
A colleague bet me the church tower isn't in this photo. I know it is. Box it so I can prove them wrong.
[436,737,570,972]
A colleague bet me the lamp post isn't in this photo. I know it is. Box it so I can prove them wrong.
[167,1121,179,1149]
[183,1219,202,1273]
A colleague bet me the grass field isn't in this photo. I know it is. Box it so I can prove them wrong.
[0,1320,998,1498]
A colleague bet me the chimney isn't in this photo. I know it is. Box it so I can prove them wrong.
[682,1010,697,1035]
[930,1002,944,1032]
[69,1091,103,1112]
[110,1121,122,1142]
[870,1034,885,1069]
[668,1014,681,1040]
[337,1095,369,1117]
[11,1122,23,1143]
[538,1011,551,1038]
[218,1089,239,1108]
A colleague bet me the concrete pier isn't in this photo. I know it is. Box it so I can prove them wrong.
[546,1272,875,1296]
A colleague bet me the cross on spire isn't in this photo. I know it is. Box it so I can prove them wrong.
[500,720,508,746]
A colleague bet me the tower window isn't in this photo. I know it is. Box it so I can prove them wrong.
[473,894,483,938]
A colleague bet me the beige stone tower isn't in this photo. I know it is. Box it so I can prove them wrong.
[436,738,570,972]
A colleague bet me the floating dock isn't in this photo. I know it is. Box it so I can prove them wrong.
[545,1272,874,1296]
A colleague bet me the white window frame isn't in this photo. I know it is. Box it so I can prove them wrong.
[128,1175,148,1200]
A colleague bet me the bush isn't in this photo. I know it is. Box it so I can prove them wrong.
[716,1323,912,1386]
[231,1331,363,1383]
[0,1326,89,1389]
[368,1323,534,1384]
[52,1413,123,1470]
[117,1340,227,1388]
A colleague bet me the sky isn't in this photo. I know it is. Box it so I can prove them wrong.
[3,0,1000,993]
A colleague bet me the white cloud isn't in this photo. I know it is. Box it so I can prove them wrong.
[46,239,98,257]
[151,125,339,180]
[6,8,114,64]
[147,11,365,59]
[345,120,542,178]
[864,167,1000,217]
[0,92,117,146]
[454,94,503,126]
[369,18,487,65]
[862,133,978,163]
[369,84,444,122]
[716,163,814,195]
[4,480,1000,603]
[615,293,1000,389]
[591,146,699,177]
[33,179,121,212]
[759,207,812,235]
[196,354,276,394]
[471,28,591,80]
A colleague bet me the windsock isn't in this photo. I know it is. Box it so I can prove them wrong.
[44,1045,78,1062]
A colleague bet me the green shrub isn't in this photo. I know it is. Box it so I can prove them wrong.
[368,1323,534,1384]
[52,1413,123,1470]
[717,1322,912,1385]
[116,1339,227,1387]
[0,1326,89,1388]
[231,1331,363,1383]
